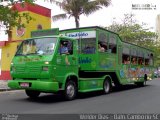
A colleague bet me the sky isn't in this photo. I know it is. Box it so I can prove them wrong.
[0,0,160,41]
[35,0,160,31]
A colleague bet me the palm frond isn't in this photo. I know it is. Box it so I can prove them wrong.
[48,0,111,28]
[62,2,72,13]
[82,2,101,15]
[82,0,110,16]
[52,13,67,21]
[45,0,62,7]
[95,0,111,7]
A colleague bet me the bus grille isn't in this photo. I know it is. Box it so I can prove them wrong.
[28,66,41,73]
[15,66,25,73]
[15,66,41,73]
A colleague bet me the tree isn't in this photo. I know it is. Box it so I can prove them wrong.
[153,37,160,66]
[106,14,157,48]
[106,13,159,66]
[47,0,111,28]
[0,0,34,34]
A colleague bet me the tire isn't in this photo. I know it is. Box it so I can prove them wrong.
[144,74,147,85]
[136,82,144,87]
[103,78,112,94]
[25,90,40,99]
[64,80,77,100]
[135,75,147,87]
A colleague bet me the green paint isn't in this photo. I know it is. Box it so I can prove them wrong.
[8,26,154,96]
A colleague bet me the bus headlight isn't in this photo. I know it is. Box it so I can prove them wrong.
[44,61,49,65]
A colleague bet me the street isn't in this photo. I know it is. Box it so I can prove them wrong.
[0,78,160,114]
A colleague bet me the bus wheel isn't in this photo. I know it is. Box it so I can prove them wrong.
[103,78,112,94]
[64,80,77,100]
[144,74,147,85]
[135,82,144,87]
[25,90,40,99]
[136,75,147,87]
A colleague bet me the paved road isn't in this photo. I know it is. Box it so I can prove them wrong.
[0,79,160,114]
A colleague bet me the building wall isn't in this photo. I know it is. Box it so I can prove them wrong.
[0,3,51,80]
[12,12,51,41]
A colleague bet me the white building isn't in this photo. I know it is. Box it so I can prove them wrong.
[156,14,160,38]
[0,0,11,6]
[0,0,24,6]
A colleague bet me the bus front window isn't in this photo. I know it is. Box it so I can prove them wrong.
[16,37,57,56]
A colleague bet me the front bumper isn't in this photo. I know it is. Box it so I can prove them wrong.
[8,80,59,92]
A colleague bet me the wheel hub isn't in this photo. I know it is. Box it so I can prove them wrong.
[67,84,75,98]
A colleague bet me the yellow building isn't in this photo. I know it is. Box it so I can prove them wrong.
[0,3,51,80]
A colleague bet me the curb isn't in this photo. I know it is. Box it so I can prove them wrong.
[0,89,19,93]
[0,88,12,92]
[0,80,10,92]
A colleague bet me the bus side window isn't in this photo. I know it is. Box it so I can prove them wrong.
[81,38,96,54]
[122,45,130,64]
[109,44,117,53]
[59,40,73,55]
[122,54,130,64]
[149,53,153,66]
[98,42,107,52]
[145,59,149,65]
[137,50,144,65]
[98,32,108,52]
[109,34,117,53]
[130,47,137,65]
[131,57,137,65]
[138,57,144,65]
[144,53,150,66]
[67,41,73,54]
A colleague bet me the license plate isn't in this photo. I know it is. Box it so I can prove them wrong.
[20,83,29,88]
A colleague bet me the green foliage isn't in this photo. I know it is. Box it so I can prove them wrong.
[106,13,159,66]
[0,0,34,34]
[47,0,111,28]
[107,14,157,47]
[153,37,160,66]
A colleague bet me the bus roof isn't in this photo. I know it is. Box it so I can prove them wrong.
[26,35,76,41]
[60,26,154,52]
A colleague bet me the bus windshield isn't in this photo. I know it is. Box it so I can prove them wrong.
[16,37,57,56]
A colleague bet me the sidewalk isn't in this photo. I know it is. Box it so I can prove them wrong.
[0,80,10,91]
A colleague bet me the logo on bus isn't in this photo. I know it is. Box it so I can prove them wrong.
[79,57,92,64]
[66,31,96,38]
[68,32,88,38]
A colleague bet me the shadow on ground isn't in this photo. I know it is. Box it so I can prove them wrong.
[24,84,151,103]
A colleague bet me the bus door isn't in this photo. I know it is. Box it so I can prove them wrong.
[56,38,78,77]
[65,30,97,70]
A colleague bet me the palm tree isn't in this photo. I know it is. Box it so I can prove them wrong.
[48,0,111,28]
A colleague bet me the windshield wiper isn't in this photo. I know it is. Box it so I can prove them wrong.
[15,54,26,56]
[25,53,37,55]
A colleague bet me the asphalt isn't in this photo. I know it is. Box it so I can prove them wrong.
[0,78,158,91]
[0,78,160,114]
